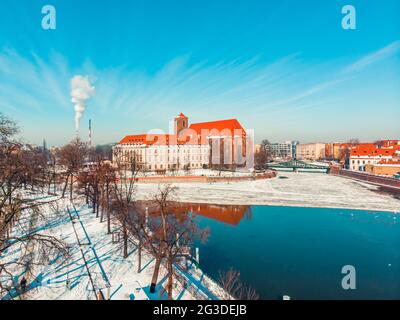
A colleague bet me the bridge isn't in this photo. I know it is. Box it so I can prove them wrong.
[266,160,329,173]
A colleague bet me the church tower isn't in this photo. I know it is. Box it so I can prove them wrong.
[174,113,188,136]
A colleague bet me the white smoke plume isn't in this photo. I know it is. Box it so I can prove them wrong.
[70,75,95,132]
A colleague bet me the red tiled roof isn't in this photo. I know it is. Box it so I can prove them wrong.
[119,134,153,145]
[189,119,245,136]
[118,116,247,146]
[351,144,376,156]
[119,134,173,146]
[176,112,187,118]
[351,143,398,157]
[375,148,396,156]
[118,133,203,146]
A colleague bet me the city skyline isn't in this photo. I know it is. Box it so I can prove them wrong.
[0,0,399,146]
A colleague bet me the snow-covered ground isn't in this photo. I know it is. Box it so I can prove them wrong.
[1,193,225,300]
[3,172,399,300]
[135,172,400,213]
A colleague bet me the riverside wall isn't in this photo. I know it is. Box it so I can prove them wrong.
[330,167,400,190]
[129,171,277,184]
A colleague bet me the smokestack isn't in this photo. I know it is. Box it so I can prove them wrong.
[88,119,92,146]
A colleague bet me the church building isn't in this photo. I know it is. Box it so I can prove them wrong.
[113,113,247,172]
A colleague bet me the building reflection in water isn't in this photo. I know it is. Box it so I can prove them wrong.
[174,203,251,226]
[135,201,251,226]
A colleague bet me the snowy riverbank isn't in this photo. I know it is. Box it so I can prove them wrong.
[1,194,226,300]
[134,172,400,213]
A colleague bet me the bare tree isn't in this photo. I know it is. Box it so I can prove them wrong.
[100,163,116,233]
[218,268,259,300]
[77,153,101,217]
[0,202,69,298]
[19,145,49,192]
[162,208,208,300]
[0,113,69,298]
[126,204,147,273]
[56,138,88,200]
[0,113,18,143]
[261,139,271,161]
[339,138,360,167]
[110,148,141,258]
[145,184,176,296]
[78,155,116,229]
[145,184,209,300]
[254,145,267,170]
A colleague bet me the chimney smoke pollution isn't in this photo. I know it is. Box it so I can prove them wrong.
[70,75,95,132]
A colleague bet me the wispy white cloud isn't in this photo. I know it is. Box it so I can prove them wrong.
[0,48,71,114]
[342,40,400,74]
[0,48,354,143]
[1,43,398,145]
[0,48,342,124]
[258,78,344,112]
[89,52,331,127]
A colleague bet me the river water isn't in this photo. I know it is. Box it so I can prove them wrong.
[186,204,400,300]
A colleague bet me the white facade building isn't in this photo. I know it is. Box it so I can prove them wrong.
[114,141,210,171]
[296,143,326,161]
[349,143,398,171]
[267,141,299,160]
[113,113,248,172]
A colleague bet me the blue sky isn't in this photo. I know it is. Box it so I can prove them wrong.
[0,0,399,146]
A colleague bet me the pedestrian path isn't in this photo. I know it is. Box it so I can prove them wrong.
[67,204,111,299]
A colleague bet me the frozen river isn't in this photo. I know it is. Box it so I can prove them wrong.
[135,172,400,213]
